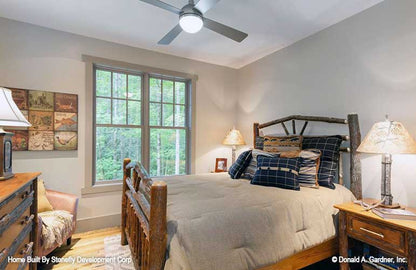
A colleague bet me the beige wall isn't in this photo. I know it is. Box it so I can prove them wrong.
[0,18,238,227]
[237,0,416,206]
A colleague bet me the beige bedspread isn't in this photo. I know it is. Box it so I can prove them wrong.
[162,173,355,270]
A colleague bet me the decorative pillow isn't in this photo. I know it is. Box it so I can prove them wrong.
[280,149,321,187]
[228,150,252,179]
[251,155,301,190]
[38,180,54,213]
[242,149,279,180]
[255,136,264,149]
[302,136,343,189]
[263,135,303,152]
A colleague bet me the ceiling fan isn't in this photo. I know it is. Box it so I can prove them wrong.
[138,0,248,45]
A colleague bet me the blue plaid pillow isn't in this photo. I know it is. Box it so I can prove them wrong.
[251,155,301,190]
[302,136,342,189]
[228,150,252,179]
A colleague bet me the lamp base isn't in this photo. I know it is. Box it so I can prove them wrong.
[379,203,401,209]
[0,129,14,181]
[0,173,14,181]
[231,145,236,164]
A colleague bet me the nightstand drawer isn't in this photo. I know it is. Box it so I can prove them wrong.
[347,214,406,255]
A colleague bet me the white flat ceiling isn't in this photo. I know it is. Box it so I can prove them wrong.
[0,0,383,68]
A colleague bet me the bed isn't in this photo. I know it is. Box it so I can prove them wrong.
[121,114,362,270]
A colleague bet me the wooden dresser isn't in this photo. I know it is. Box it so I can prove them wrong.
[0,173,40,270]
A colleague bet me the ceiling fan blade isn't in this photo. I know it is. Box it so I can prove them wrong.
[158,24,183,45]
[138,0,180,14]
[194,0,221,14]
[203,18,248,42]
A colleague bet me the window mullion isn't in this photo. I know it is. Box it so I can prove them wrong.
[126,74,129,125]
[173,80,176,127]
[110,71,113,124]
[142,73,150,171]
[186,81,191,174]
[160,79,163,126]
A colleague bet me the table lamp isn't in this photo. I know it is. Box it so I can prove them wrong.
[357,116,416,208]
[223,128,245,164]
[0,87,31,180]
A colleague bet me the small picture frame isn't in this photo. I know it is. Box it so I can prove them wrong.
[215,158,228,172]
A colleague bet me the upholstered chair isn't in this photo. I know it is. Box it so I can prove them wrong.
[36,189,79,257]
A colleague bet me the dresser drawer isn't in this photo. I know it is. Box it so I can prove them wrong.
[0,185,31,219]
[0,219,34,270]
[6,235,32,270]
[0,207,32,253]
[347,214,406,255]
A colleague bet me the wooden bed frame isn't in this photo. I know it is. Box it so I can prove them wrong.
[121,113,362,270]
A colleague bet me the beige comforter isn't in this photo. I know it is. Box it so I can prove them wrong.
[162,173,355,270]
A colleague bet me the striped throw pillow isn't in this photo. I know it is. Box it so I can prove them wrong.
[263,135,303,152]
[279,149,321,187]
[251,155,301,190]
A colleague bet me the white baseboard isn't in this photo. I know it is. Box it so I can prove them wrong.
[76,213,121,233]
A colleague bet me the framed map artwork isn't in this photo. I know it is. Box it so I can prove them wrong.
[3,87,78,151]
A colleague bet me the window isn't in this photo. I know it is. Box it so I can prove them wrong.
[149,77,187,176]
[93,66,190,183]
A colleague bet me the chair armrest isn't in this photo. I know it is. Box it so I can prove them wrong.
[45,190,79,221]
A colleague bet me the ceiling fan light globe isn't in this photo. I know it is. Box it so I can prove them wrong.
[179,14,203,34]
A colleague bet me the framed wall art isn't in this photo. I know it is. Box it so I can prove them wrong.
[4,87,78,151]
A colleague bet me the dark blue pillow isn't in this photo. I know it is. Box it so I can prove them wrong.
[302,136,342,189]
[251,155,301,190]
[228,150,252,179]
[242,149,279,180]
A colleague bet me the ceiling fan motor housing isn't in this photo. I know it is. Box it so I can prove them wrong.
[180,4,203,19]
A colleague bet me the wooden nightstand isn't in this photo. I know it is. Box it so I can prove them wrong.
[334,201,416,270]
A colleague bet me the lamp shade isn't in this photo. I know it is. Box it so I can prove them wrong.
[222,129,246,146]
[0,87,31,127]
[357,119,416,154]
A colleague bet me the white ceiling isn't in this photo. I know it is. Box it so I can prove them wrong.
[0,0,383,68]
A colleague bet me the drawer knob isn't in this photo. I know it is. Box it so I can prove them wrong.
[0,248,9,261]
[21,190,30,199]
[21,214,34,225]
[20,242,33,256]
[21,190,33,199]
[360,227,385,239]
[0,214,11,227]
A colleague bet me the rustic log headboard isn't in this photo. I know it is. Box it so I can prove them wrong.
[253,113,362,199]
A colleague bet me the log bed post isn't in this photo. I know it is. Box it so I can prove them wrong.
[121,158,131,245]
[253,123,260,149]
[149,181,167,270]
[348,114,362,199]
[122,161,168,270]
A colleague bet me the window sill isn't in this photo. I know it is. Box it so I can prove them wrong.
[81,182,123,196]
